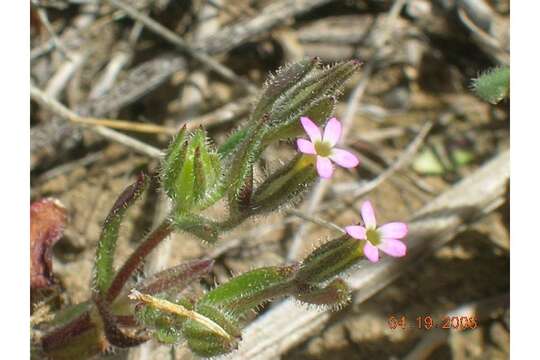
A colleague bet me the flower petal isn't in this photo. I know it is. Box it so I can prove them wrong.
[363,241,379,262]
[345,225,367,240]
[378,238,407,257]
[297,139,316,154]
[378,222,408,239]
[330,148,359,168]
[323,117,341,146]
[361,200,377,228]
[300,116,321,142]
[316,156,334,178]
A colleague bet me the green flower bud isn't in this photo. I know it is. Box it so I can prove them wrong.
[251,154,318,214]
[133,298,188,344]
[224,114,270,216]
[162,127,223,214]
[251,58,319,123]
[265,60,361,140]
[263,96,336,144]
[182,302,242,357]
[198,265,298,317]
[162,125,188,199]
[295,235,364,284]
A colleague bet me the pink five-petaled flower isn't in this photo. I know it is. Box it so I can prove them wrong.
[296,116,359,179]
[345,201,408,263]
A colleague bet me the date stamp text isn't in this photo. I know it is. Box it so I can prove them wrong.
[387,315,478,330]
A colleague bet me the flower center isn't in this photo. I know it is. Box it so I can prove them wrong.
[366,228,381,246]
[314,141,332,157]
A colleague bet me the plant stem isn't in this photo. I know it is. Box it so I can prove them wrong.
[42,219,173,354]
[106,219,174,303]
[41,312,93,351]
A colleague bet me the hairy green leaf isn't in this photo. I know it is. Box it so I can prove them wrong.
[94,173,148,295]
[471,66,509,104]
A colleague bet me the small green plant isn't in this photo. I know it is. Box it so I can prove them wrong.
[35,59,409,359]
[471,66,510,104]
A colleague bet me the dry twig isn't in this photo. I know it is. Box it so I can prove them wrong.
[106,0,256,93]
[31,85,164,159]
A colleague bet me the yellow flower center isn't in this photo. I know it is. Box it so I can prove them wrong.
[366,228,381,245]
[314,141,332,157]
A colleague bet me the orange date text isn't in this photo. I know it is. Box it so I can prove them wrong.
[387,315,478,330]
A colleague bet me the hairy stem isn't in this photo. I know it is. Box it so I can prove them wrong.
[106,219,174,303]
[41,312,93,352]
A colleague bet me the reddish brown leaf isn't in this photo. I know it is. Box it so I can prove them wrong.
[31,198,67,289]
[136,258,214,295]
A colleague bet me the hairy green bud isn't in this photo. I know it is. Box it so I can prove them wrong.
[251,154,318,214]
[263,96,336,144]
[296,235,364,284]
[162,127,223,214]
[267,60,360,134]
[224,114,270,216]
[251,58,319,123]
[133,294,195,345]
[182,302,242,357]
[198,265,298,317]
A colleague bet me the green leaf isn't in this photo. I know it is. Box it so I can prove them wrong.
[217,128,248,158]
[173,213,220,244]
[136,259,214,296]
[294,278,351,310]
[471,66,510,104]
[94,173,148,295]
[46,302,91,329]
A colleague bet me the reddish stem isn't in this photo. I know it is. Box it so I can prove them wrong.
[41,312,93,351]
[41,219,172,354]
[105,220,174,303]
[94,296,148,347]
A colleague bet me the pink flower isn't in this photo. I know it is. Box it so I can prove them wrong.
[345,201,408,263]
[296,116,359,179]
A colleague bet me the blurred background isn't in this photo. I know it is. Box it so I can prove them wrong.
[30,0,509,359]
